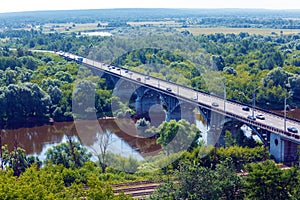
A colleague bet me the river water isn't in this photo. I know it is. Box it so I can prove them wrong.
[1,119,160,161]
[2,111,262,164]
[1,114,211,162]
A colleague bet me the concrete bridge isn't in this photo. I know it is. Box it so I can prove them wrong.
[60,52,300,164]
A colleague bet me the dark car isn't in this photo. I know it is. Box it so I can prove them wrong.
[166,87,172,92]
[287,127,298,133]
[242,106,250,111]
[212,102,219,107]
[247,115,256,120]
[256,114,265,120]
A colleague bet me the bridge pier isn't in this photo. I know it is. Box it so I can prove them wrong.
[135,96,142,115]
[269,133,298,164]
[206,112,225,146]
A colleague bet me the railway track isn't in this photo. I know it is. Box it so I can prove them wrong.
[113,181,161,199]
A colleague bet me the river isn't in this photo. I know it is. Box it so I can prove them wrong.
[1,118,162,161]
[1,114,211,162]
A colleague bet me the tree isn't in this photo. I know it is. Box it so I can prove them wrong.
[72,80,97,119]
[288,75,300,100]
[47,85,62,105]
[45,138,92,168]
[150,159,245,200]
[262,67,290,87]
[211,55,225,71]
[95,129,114,173]
[157,119,201,154]
[1,143,40,176]
[246,160,300,200]
[3,83,51,122]
[224,130,236,147]
[135,118,156,138]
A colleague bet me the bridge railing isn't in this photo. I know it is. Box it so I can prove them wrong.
[108,59,300,124]
[226,111,300,141]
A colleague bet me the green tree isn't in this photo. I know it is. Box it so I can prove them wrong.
[246,160,300,200]
[224,130,236,147]
[45,137,92,168]
[2,144,40,176]
[157,119,201,154]
[151,159,245,200]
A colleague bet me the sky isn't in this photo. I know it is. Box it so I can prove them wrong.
[1,0,300,13]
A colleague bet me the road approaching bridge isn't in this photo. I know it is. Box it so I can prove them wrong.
[58,51,300,163]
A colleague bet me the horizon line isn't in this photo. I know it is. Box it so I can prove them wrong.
[1,7,300,14]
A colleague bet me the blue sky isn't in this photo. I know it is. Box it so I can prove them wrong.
[1,0,300,13]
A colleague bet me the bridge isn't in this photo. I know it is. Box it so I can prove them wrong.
[59,51,300,164]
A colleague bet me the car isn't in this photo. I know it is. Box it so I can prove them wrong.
[145,76,150,80]
[287,127,298,133]
[166,87,172,92]
[136,78,141,81]
[247,115,256,120]
[124,70,128,73]
[242,106,250,111]
[112,66,115,69]
[116,68,120,71]
[212,102,219,107]
[192,96,198,100]
[256,114,265,120]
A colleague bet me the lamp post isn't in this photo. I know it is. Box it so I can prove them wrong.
[252,86,260,118]
[284,93,290,132]
[224,80,226,112]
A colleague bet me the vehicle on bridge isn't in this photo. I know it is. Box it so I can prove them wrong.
[242,106,250,111]
[76,56,83,63]
[166,87,172,92]
[288,127,298,133]
[256,114,265,120]
[212,102,219,107]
